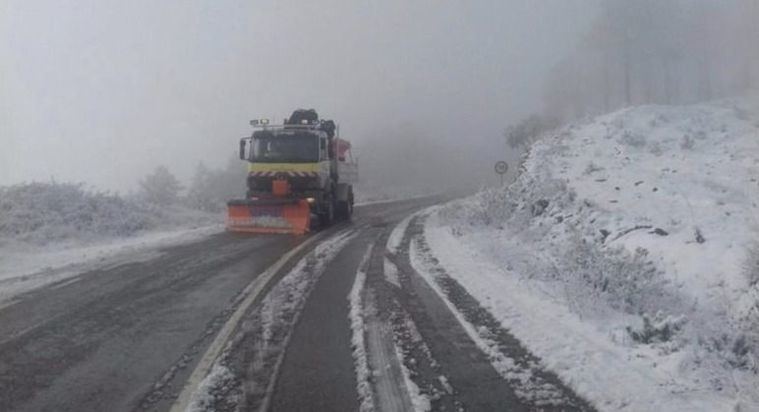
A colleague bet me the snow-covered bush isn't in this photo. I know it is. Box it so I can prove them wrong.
[0,182,156,245]
[626,312,686,344]
[561,239,670,316]
[743,242,759,287]
[138,165,183,206]
[430,98,759,406]
[0,182,219,246]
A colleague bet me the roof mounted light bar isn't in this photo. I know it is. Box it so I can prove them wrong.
[249,119,327,130]
[250,118,270,126]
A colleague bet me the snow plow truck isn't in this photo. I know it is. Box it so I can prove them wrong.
[226,109,358,235]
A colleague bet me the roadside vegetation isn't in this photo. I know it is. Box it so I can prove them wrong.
[435,96,759,409]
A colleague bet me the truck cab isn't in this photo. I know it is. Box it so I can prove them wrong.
[232,110,356,232]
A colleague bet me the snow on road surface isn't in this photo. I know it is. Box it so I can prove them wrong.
[423,97,759,411]
[0,224,223,303]
[0,182,224,303]
[410,229,575,407]
[185,229,357,411]
[348,244,375,412]
[386,212,415,254]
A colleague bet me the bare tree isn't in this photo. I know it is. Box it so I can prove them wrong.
[541,0,758,122]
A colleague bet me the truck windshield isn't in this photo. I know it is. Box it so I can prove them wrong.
[251,133,319,163]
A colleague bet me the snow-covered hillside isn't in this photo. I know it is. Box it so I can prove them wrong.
[424,97,759,410]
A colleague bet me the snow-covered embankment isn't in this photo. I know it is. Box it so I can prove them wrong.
[423,98,759,410]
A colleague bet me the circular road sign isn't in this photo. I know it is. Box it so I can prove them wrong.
[494,161,509,175]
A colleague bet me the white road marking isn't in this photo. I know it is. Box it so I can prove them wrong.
[170,231,328,412]
[348,243,375,412]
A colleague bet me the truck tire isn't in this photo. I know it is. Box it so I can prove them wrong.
[319,198,335,227]
[335,185,354,221]
[336,198,353,220]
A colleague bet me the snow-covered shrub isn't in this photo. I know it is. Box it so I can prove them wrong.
[138,165,183,206]
[560,239,672,316]
[438,187,511,228]
[0,182,157,245]
[620,130,647,147]
[737,244,759,370]
[743,242,759,287]
[0,182,219,247]
[680,134,695,150]
[431,98,759,407]
[724,334,754,370]
[626,312,686,344]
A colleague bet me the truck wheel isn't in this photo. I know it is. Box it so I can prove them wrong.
[336,199,353,220]
[319,198,335,227]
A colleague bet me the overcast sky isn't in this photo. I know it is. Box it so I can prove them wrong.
[0,0,598,192]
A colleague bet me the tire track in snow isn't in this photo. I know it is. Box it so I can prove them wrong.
[352,226,446,412]
[348,243,376,412]
[405,213,595,411]
[180,229,357,412]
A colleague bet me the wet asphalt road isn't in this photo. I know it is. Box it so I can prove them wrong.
[0,196,593,412]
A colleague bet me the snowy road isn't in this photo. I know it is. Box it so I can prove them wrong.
[0,196,592,412]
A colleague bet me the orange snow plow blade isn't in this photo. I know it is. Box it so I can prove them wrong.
[226,199,311,235]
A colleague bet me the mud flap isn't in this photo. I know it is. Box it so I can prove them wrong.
[226,199,311,235]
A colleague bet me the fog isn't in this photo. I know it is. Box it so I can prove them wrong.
[0,0,595,193]
[1,1,756,195]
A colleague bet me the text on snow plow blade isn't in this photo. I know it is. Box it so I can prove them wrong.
[226,109,358,235]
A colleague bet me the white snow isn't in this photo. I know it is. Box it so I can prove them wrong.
[0,181,224,303]
[353,185,438,206]
[0,224,223,304]
[386,213,414,254]
[424,97,759,411]
[382,257,401,288]
[182,229,358,412]
[185,363,237,412]
[348,243,375,412]
[410,235,568,407]
[393,341,432,412]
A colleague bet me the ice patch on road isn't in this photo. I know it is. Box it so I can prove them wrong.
[348,243,375,412]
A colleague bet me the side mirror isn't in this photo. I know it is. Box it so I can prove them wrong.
[239,139,247,160]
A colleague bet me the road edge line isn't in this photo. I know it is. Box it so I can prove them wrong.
[348,243,375,412]
[169,232,326,412]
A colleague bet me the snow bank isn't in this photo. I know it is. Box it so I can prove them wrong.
[428,97,759,410]
[0,182,219,246]
[0,182,222,301]
[0,225,223,303]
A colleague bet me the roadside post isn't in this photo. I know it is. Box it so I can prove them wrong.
[494,160,509,186]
